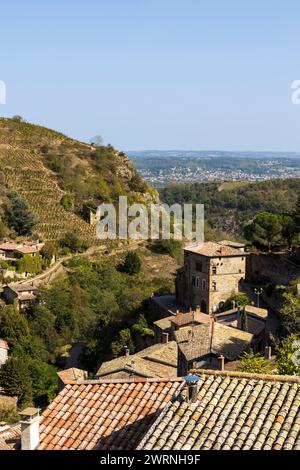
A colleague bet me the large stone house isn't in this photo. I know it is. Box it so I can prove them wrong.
[176,240,247,314]
[2,283,39,312]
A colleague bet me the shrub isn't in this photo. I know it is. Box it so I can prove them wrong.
[122,252,141,275]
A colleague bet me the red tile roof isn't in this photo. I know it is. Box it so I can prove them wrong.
[0,424,20,450]
[184,241,245,257]
[38,377,183,450]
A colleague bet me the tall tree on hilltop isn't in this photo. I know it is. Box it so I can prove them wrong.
[244,211,282,251]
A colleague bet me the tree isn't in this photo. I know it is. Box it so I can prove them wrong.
[12,115,25,123]
[59,232,82,253]
[281,214,296,249]
[0,357,32,407]
[275,335,300,376]
[60,194,74,211]
[4,192,37,235]
[111,328,135,357]
[16,254,43,275]
[225,293,250,310]
[280,279,300,335]
[41,242,57,264]
[122,252,141,275]
[241,307,248,332]
[90,135,103,146]
[28,359,57,407]
[0,305,31,349]
[244,212,282,251]
[239,351,271,374]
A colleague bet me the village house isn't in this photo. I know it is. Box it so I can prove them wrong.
[0,339,9,367]
[96,341,178,380]
[4,370,300,450]
[0,242,44,261]
[2,283,39,312]
[176,240,247,314]
[175,320,254,375]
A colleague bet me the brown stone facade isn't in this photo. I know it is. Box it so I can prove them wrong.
[176,242,247,314]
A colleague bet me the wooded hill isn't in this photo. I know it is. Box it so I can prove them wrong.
[0,117,156,243]
[159,179,300,238]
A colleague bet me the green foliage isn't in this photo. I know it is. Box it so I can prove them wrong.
[0,403,19,423]
[111,328,135,358]
[0,305,30,349]
[59,231,88,253]
[280,279,300,335]
[132,314,154,337]
[60,194,74,211]
[160,178,300,239]
[244,212,282,250]
[0,357,33,407]
[41,242,57,263]
[4,192,37,235]
[28,359,58,407]
[225,293,250,309]
[241,307,248,332]
[16,253,43,274]
[122,252,141,275]
[239,351,271,374]
[275,335,300,376]
[150,239,182,261]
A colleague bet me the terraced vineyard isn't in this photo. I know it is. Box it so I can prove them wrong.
[0,146,99,242]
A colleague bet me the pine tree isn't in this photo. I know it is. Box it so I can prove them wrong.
[241,307,248,332]
[0,357,32,407]
[122,252,141,275]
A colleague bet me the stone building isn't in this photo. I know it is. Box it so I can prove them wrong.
[176,240,247,314]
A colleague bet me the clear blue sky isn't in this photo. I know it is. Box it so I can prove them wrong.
[1,0,300,151]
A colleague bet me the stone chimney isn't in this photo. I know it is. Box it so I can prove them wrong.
[195,305,201,314]
[162,332,169,344]
[265,346,272,360]
[124,346,130,357]
[19,407,40,450]
[184,374,200,403]
[218,355,225,371]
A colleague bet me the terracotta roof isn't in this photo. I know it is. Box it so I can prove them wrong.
[6,283,38,294]
[153,316,174,331]
[170,311,210,327]
[219,240,246,248]
[0,423,20,450]
[57,368,88,385]
[0,242,44,255]
[184,241,245,257]
[96,342,178,379]
[137,370,300,450]
[176,322,253,361]
[38,377,183,450]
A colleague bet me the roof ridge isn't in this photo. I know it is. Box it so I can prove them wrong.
[192,368,300,384]
[65,377,184,385]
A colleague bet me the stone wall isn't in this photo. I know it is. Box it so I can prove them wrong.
[246,253,300,286]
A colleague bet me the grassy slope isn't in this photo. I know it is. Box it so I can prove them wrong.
[0,118,155,243]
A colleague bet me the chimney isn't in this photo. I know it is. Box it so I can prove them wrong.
[184,374,200,403]
[176,310,180,316]
[196,305,201,314]
[19,407,40,450]
[264,346,272,360]
[162,332,169,344]
[124,346,130,357]
[218,355,225,371]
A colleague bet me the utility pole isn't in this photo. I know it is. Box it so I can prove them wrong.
[254,287,263,308]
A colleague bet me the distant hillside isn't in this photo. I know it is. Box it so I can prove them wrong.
[0,118,156,242]
[159,179,300,237]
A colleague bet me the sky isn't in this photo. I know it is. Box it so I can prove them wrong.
[1,0,300,151]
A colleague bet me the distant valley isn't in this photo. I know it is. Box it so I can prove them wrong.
[128,150,300,187]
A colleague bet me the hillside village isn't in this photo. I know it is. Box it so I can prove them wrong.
[1,119,300,451]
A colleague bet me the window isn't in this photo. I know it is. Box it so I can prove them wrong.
[196,261,203,272]
[212,266,217,275]
[192,276,196,286]
[196,277,200,288]
[212,281,217,291]
[202,279,206,290]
